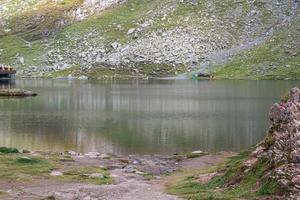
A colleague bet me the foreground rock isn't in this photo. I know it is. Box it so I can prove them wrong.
[244,87,300,199]
[0,89,37,97]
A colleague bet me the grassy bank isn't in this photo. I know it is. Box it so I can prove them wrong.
[0,147,111,185]
[167,149,281,199]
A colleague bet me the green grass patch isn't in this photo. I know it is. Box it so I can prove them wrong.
[84,67,132,78]
[59,0,160,43]
[7,0,83,40]
[167,149,280,199]
[143,173,155,181]
[0,151,111,186]
[258,179,280,195]
[0,154,55,180]
[46,65,81,78]
[0,35,44,67]
[0,147,19,154]
[61,167,111,185]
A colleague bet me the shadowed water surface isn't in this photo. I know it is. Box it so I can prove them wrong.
[0,79,299,154]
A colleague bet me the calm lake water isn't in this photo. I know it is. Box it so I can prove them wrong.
[0,79,299,155]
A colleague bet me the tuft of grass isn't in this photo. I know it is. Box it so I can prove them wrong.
[46,65,81,78]
[0,147,19,154]
[167,149,280,199]
[258,179,280,195]
[13,156,43,164]
[61,167,112,185]
[0,154,55,180]
[143,173,155,181]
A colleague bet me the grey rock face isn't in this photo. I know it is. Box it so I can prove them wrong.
[98,28,228,67]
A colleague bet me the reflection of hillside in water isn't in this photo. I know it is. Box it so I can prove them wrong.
[0,79,299,154]
[0,79,15,89]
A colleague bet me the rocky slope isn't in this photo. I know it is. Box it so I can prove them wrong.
[0,0,299,79]
[243,87,300,199]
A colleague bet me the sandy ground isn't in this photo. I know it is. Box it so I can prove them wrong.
[0,152,235,200]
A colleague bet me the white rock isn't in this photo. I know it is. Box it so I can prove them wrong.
[78,75,88,80]
[89,173,104,179]
[50,171,63,176]
[68,150,79,156]
[19,56,25,65]
[85,152,100,158]
[111,42,120,49]
[127,28,135,35]
[191,150,203,154]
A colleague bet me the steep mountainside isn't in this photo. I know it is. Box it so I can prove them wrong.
[0,0,299,79]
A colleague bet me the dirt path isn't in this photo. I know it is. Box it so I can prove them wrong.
[0,152,234,200]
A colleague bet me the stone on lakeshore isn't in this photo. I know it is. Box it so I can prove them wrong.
[124,165,136,173]
[68,150,79,156]
[135,171,147,175]
[50,171,63,177]
[88,173,104,179]
[186,150,207,158]
[85,152,100,158]
[191,150,203,154]
[78,75,88,80]
[21,149,31,154]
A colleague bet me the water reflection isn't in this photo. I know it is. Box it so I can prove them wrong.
[0,79,15,89]
[0,79,299,154]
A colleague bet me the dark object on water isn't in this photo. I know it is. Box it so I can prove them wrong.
[0,65,16,79]
[0,89,37,97]
[197,72,214,79]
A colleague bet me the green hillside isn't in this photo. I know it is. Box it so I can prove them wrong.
[0,0,299,79]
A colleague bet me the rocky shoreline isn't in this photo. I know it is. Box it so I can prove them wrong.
[0,147,233,200]
[0,89,37,97]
